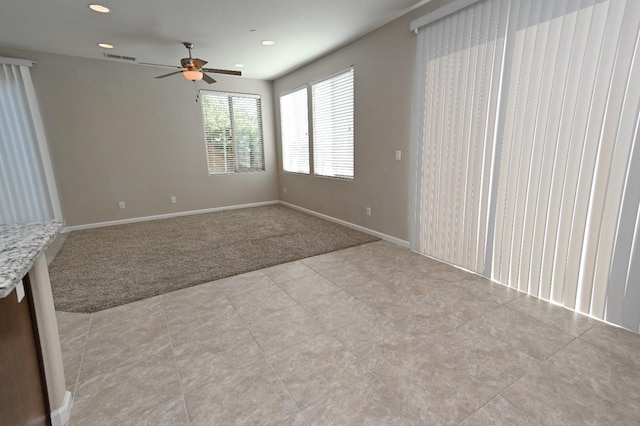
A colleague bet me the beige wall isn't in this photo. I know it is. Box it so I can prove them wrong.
[273,1,448,242]
[1,1,448,232]
[0,47,278,227]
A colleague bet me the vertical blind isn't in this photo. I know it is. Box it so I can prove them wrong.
[0,59,61,224]
[280,87,310,174]
[413,0,640,332]
[201,91,264,175]
[491,0,640,330]
[412,0,509,274]
[312,68,354,179]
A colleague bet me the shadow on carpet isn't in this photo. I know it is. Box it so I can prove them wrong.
[49,205,379,313]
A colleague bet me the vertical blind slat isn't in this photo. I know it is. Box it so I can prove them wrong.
[575,0,628,314]
[510,0,543,291]
[458,6,474,268]
[516,0,553,294]
[605,20,640,326]
[548,2,583,301]
[538,0,579,301]
[561,0,609,310]
[415,0,502,273]
[528,0,568,298]
[0,62,54,224]
[462,4,479,269]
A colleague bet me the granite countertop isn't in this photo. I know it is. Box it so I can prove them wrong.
[0,220,64,298]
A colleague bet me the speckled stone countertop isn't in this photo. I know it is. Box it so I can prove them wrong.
[0,220,64,298]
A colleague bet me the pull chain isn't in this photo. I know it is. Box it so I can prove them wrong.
[194,81,199,102]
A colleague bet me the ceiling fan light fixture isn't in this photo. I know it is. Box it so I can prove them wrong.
[89,4,110,13]
[183,69,203,81]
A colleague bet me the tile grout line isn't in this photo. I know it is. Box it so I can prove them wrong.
[307,252,436,421]
[268,261,399,423]
[355,272,580,425]
[454,291,610,424]
[452,294,589,424]
[220,282,307,422]
[241,270,331,359]
[540,333,640,418]
[265,262,388,423]
[451,301,505,330]
[71,312,93,406]
[454,344,564,425]
[479,333,582,425]
[282,247,599,424]
[504,296,599,336]
[159,295,191,426]
[445,296,540,424]
[369,368,423,421]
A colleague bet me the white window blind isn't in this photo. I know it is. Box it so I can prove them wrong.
[412,0,509,274]
[201,91,264,175]
[280,87,309,174]
[312,68,354,179]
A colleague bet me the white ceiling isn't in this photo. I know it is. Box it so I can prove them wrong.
[0,0,431,80]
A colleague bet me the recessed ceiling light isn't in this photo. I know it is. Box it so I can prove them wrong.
[89,4,110,13]
[234,64,245,68]
[261,40,275,46]
[98,43,114,49]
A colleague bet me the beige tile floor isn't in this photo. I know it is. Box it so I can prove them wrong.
[55,241,640,425]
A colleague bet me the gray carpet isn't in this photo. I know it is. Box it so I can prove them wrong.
[49,204,379,313]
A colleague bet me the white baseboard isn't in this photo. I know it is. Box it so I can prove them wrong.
[50,390,72,426]
[279,201,410,248]
[62,200,410,249]
[63,201,279,232]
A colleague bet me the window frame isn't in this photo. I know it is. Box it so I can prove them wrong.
[200,90,265,175]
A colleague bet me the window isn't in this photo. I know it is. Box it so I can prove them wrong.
[312,68,354,179]
[201,91,264,174]
[280,87,309,174]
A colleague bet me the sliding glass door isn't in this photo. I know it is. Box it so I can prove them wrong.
[412,0,640,332]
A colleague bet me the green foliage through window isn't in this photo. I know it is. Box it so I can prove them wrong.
[201,91,264,174]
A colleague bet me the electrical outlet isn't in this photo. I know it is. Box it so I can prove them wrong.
[283,187,287,194]
[395,150,402,161]
[171,196,177,204]
[118,201,125,209]
[366,207,372,216]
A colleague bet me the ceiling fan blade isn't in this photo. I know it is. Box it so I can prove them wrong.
[155,71,184,79]
[202,73,217,84]
[139,62,182,70]
[193,58,208,68]
[202,68,242,76]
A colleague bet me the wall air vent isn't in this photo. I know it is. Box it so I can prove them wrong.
[102,53,137,62]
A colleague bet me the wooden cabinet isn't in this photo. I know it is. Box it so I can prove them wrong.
[0,276,50,426]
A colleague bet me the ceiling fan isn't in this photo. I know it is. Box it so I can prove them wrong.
[144,42,241,84]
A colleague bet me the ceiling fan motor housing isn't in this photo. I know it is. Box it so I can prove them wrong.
[181,58,195,68]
